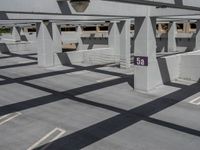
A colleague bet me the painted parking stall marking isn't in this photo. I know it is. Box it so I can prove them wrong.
[97,76,120,83]
[27,128,66,150]
[189,96,200,105]
[0,112,22,126]
[17,60,35,64]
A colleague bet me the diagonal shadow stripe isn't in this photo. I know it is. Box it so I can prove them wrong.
[0,53,37,60]
[0,63,128,86]
[1,52,37,60]
[0,62,37,69]
[35,114,200,150]
[0,72,200,148]
[0,62,199,148]
[0,75,131,117]
[144,117,200,137]
[33,82,200,150]
[0,51,199,149]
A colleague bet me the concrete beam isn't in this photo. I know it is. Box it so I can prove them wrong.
[150,7,200,17]
[105,0,200,11]
[159,15,200,20]
[0,0,199,20]
[0,0,148,17]
[1,13,131,21]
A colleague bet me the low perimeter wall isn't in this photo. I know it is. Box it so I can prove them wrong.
[179,54,200,81]
[159,50,200,83]
[0,41,35,53]
[54,48,119,66]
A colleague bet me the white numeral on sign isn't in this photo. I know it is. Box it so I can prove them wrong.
[134,56,148,66]
[136,57,145,66]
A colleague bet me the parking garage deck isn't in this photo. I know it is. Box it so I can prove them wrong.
[0,48,199,150]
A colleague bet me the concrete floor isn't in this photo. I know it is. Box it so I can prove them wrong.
[0,48,200,150]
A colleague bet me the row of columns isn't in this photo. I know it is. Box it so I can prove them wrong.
[107,17,160,91]
[35,18,200,92]
[36,22,86,67]
[34,19,200,68]
[36,20,133,68]
[167,21,200,52]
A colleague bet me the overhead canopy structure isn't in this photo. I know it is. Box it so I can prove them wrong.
[105,0,200,11]
[0,0,200,21]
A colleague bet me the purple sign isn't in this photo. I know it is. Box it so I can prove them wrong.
[134,56,148,66]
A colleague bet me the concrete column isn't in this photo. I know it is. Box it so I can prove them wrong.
[134,16,162,92]
[77,26,83,50]
[168,22,177,52]
[20,28,28,41]
[12,26,21,42]
[119,20,131,68]
[108,22,120,60]
[158,24,162,32]
[184,22,190,33]
[195,20,200,50]
[53,24,62,54]
[36,21,62,67]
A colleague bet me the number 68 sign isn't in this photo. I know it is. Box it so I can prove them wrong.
[134,56,148,66]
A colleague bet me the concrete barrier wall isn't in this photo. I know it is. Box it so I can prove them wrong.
[24,33,36,41]
[179,54,200,82]
[158,55,181,83]
[61,32,197,52]
[6,42,35,52]
[54,48,118,66]
[0,42,35,53]
[61,32,135,50]
[158,50,200,83]
[61,32,109,50]
[1,33,36,42]
[0,33,12,39]
[82,48,118,64]
[156,33,196,52]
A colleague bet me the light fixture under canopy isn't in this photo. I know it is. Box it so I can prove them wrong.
[70,0,90,12]
[57,0,90,12]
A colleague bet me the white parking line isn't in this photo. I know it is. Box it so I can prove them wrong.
[97,76,120,83]
[17,60,34,64]
[0,112,22,125]
[126,72,134,75]
[27,128,66,150]
[68,70,90,75]
[189,96,200,105]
